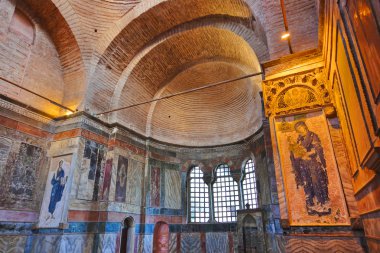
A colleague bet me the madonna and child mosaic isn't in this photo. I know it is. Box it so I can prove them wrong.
[274,110,349,225]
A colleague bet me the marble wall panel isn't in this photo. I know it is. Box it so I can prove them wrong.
[97,233,117,253]
[168,233,177,253]
[150,167,160,207]
[0,136,12,180]
[206,233,228,253]
[30,235,61,253]
[327,118,359,216]
[126,159,144,206]
[0,235,26,253]
[181,233,201,253]
[59,234,95,253]
[77,140,106,201]
[164,169,181,209]
[136,235,153,253]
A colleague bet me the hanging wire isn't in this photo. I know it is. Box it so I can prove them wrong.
[96,71,262,116]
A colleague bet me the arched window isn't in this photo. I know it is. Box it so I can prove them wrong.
[213,164,240,222]
[241,159,258,209]
[188,166,209,222]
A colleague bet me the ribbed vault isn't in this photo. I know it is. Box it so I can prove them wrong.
[109,27,261,146]
[86,0,265,113]
[86,0,266,146]
[148,61,262,146]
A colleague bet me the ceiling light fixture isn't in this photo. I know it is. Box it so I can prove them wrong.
[281,32,290,40]
[279,0,293,53]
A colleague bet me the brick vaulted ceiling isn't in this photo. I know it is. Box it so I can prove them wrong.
[23,0,320,146]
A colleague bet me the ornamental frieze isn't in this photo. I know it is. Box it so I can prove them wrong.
[262,68,331,117]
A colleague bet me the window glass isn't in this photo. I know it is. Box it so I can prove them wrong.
[189,166,210,222]
[213,164,240,222]
[242,159,258,208]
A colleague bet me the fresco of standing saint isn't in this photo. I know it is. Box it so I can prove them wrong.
[46,160,67,220]
[115,156,128,202]
[288,121,331,216]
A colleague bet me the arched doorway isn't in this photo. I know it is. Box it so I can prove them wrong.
[242,215,258,253]
[120,216,135,253]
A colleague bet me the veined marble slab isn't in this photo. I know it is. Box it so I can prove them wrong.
[164,169,181,209]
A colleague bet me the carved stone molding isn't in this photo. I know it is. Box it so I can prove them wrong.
[0,97,53,124]
[263,68,331,117]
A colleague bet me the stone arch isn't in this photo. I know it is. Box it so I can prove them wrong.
[241,155,256,173]
[94,0,259,59]
[88,0,267,117]
[21,0,87,112]
[109,28,261,141]
[109,17,267,115]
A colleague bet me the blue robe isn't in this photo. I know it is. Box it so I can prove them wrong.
[290,130,330,216]
[48,168,65,214]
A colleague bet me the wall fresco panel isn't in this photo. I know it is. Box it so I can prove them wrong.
[100,159,113,201]
[38,155,73,228]
[0,142,43,209]
[77,140,106,201]
[115,155,128,202]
